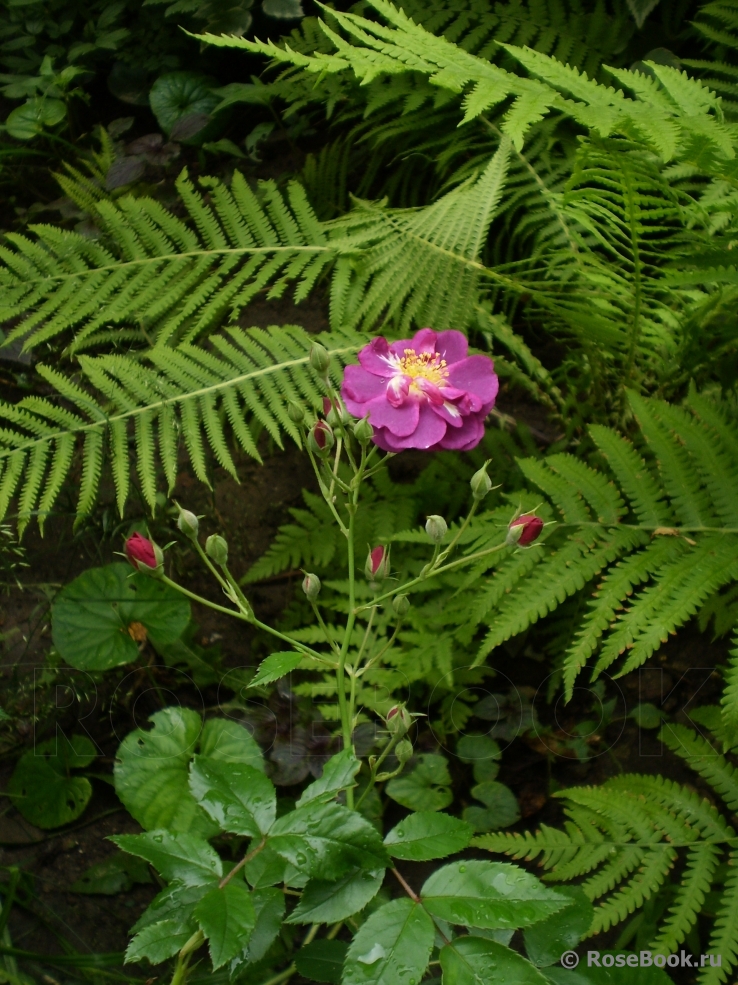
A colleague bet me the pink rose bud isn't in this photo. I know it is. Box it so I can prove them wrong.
[308,420,335,457]
[507,514,544,547]
[386,704,412,736]
[365,545,390,582]
[125,533,163,575]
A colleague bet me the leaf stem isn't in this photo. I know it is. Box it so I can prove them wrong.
[219,837,266,889]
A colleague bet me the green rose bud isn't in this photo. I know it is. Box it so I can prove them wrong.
[177,508,199,540]
[386,703,412,737]
[288,402,305,424]
[302,572,321,601]
[307,421,335,457]
[353,415,374,446]
[392,594,410,617]
[425,514,448,544]
[309,343,331,377]
[470,462,493,501]
[205,534,228,566]
[395,739,413,764]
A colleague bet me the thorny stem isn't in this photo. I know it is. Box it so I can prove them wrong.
[338,505,357,784]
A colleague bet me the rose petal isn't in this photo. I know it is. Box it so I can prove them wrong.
[408,328,438,355]
[358,337,397,378]
[366,394,420,437]
[342,365,388,410]
[436,415,485,451]
[435,330,468,364]
[447,355,499,405]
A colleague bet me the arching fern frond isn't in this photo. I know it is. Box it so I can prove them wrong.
[0,325,365,533]
[0,170,334,354]
[458,387,738,696]
[476,722,738,977]
[203,0,732,160]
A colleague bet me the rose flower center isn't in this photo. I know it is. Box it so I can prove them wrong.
[397,349,448,388]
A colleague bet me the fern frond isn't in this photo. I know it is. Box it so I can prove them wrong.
[1,171,334,353]
[0,325,365,527]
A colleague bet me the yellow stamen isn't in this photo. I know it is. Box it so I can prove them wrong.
[398,349,448,386]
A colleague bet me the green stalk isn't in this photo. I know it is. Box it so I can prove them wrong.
[337,506,357,767]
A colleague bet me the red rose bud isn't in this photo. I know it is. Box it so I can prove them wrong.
[308,420,335,457]
[125,532,163,575]
[365,545,390,581]
[323,397,332,416]
[386,704,412,736]
[507,514,544,547]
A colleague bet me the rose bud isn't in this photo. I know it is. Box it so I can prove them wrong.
[125,533,163,576]
[308,420,335,457]
[392,594,410,617]
[302,572,321,601]
[425,514,447,544]
[365,545,390,582]
[309,343,331,377]
[395,739,413,764]
[177,508,199,540]
[353,415,374,446]
[386,704,412,737]
[205,534,229,566]
[507,514,544,547]
[470,462,492,501]
[288,401,305,424]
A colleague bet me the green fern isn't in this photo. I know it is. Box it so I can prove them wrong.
[0,324,365,532]
[204,0,731,160]
[475,721,738,981]
[0,169,334,354]
[448,387,738,697]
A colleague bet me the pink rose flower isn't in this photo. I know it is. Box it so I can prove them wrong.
[341,329,498,452]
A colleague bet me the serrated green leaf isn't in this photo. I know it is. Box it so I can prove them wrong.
[295,939,347,984]
[523,887,593,967]
[194,880,256,969]
[421,861,570,929]
[112,830,222,886]
[384,812,472,862]
[125,919,193,965]
[343,897,434,985]
[189,757,275,836]
[441,936,550,985]
[249,651,304,687]
[286,867,383,924]
[296,748,361,808]
[386,754,453,812]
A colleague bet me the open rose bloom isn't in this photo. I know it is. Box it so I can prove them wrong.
[341,329,498,452]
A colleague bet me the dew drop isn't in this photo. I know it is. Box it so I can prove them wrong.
[458,864,466,873]
[153,834,163,843]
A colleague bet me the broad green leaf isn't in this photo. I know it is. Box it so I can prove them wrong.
[286,867,384,924]
[6,97,66,140]
[189,757,276,836]
[421,861,570,930]
[71,851,152,894]
[295,939,347,984]
[52,564,190,671]
[194,880,256,969]
[244,845,290,888]
[114,707,264,836]
[269,802,389,879]
[463,782,520,832]
[440,936,550,985]
[149,71,219,140]
[8,734,96,828]
[384,812,472,862]
[524,887,593,968]
[249,651,304,688]
[112,830,222,886]
[386,754,453,812]
[296,748,361,808]
[343,897,434,985]
[125,919,193,964]
[457,735,501,772]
